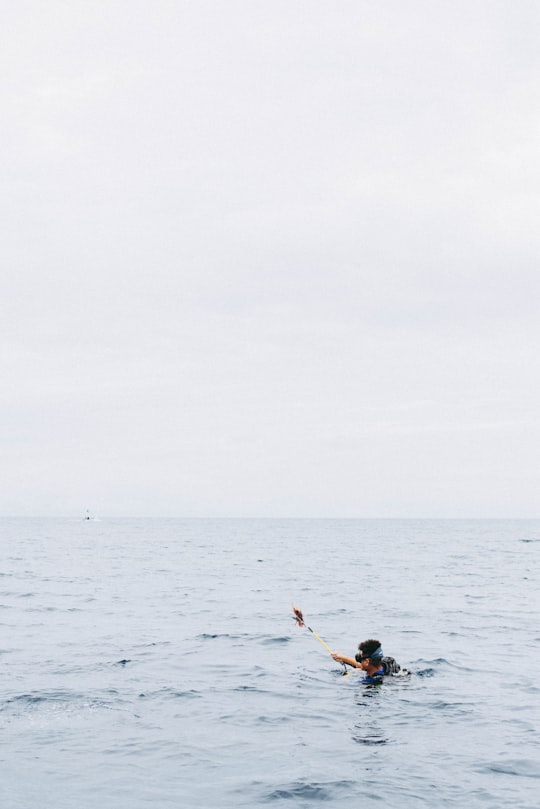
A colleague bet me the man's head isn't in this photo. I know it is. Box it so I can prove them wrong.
[355,638,383,666]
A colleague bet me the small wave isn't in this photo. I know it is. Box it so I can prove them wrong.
[352,733,388,745]
[412,657,473,673]
[195,632,250,640]
[479,759,540,778]
[0,689,124,716]
[520,683,540,694]
[233,685,270,693]
[263,780,355,802]
[137,688,201,700]
[4,692,55,706]
[416,657,449,666]
[253,715,291,725]
[266,784,329,801]
[260,636,290,645]
[425,700,474,714]
[133,641,171,649]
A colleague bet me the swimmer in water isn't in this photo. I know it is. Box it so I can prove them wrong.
[331,639,402,684]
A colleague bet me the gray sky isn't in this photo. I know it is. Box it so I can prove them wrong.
[2,1,539,517]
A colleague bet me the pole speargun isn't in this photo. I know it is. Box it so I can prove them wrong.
[291,604,347,671]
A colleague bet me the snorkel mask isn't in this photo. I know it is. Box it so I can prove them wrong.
[355,644,383,663]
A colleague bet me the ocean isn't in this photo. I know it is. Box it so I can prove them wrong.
[1,517,538,808]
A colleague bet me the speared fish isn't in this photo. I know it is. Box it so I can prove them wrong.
[291,603,333,653]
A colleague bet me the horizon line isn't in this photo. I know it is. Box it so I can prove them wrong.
[0,514,538,521]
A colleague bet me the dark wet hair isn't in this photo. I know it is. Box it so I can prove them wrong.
[355,638,383,663]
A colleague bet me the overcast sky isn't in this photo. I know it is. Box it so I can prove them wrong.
[2,1,539,518]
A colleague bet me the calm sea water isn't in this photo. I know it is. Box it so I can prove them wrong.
[1,518,539,808]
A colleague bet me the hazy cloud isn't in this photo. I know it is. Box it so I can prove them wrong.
[2,1,539,516]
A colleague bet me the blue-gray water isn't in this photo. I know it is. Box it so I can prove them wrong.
[1,518,539,808]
